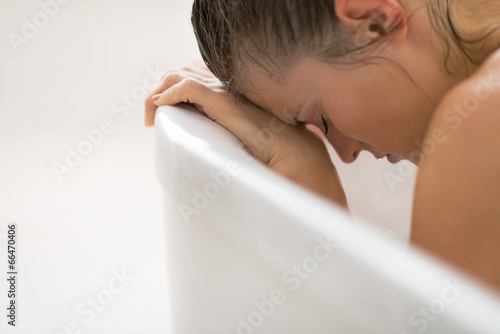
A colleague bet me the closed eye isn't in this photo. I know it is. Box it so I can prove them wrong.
[293,112,306,127]
[322,117,329,135]
[294,109,329,135]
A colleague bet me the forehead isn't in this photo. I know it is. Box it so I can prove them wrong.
[236,60,314,121]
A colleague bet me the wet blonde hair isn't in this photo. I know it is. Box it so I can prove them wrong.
[191,0,403,94]
[191,0,495,94]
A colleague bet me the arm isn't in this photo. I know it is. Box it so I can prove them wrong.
[145,66,348,207]
[412,51,500,290]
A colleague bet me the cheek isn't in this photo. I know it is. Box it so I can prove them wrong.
[324,82,429,151]
[324,96,397,139]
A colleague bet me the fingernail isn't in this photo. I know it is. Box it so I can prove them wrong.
[152,94,161,102]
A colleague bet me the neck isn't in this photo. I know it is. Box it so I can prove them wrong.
[427,0,500,76]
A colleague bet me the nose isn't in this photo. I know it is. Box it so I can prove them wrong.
[326,128,363,164]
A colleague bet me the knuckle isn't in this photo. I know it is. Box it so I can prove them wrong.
[180,77,199,89]
[144,96,153,106]
[180,65,194,72]
[176,78,201,103]
[160,70,173,81]
[163,71,183,82]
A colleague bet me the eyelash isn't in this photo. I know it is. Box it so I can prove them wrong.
[294,109,329,135]
[322,117,329,135]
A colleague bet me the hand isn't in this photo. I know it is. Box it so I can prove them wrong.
[144,66,348,207]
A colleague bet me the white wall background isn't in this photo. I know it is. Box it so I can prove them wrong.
[0,0,199,333]
[0,0,417,333]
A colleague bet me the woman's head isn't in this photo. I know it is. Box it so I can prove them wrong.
[192,0,406,91]
[192,0,341,88]
[191,0,465,164]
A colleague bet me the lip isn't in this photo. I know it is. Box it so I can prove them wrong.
[370,149,400,164]
[386,154,399,164]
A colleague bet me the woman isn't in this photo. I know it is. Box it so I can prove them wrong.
[145,0,500,290]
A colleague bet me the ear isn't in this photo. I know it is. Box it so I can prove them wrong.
[335,0,406,40]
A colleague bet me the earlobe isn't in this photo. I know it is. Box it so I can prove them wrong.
[335,0,405,38]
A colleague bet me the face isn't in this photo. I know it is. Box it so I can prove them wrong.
[239,53,454,164]
[234,0,468,165]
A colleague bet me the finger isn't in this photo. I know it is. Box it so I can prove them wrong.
[144,70,219,126]
[145,93,159,126]
[181,65,216,80]
[153,77,222,118]
[180,67,216,81]
[153,78,292,161]
[145,71,180,126]
[145,71,197,126]
[152,77,254,130]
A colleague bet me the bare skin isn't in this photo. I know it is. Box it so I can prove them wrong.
[145,0,500,290]
[413,55,500,289]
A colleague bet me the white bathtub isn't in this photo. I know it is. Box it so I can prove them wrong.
[155,105,500,334]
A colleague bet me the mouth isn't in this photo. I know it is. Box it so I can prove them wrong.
[375,153,400,164]
[386,154,400,164]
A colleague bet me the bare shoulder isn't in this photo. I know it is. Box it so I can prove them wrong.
[430,50,500,142]
[412,52,500,289]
